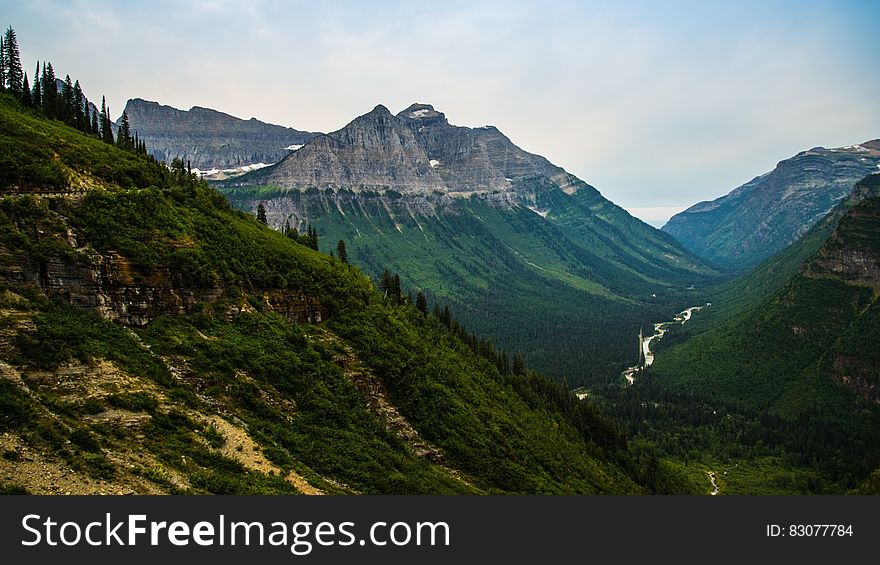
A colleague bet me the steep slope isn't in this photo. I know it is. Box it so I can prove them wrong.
[663,141,880,271]
[0,92,649,495]
[120,98,317,170]
[221,103,722,385]
[646,174,880,489]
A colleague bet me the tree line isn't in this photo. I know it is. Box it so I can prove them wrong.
[1,25,146,156]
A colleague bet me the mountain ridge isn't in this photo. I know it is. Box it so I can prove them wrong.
[120,98,317,170]
[220,102,722,384]
[663,141,880,271]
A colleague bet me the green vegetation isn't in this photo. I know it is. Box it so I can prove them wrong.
[614,178,880,492]
[0,90,670,494]
[219,187,720,385]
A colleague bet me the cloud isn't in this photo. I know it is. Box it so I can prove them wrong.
[6,0,879,210]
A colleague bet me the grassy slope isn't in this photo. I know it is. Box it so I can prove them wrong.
[220,185,721,386]
[641,184,880,489]
[0,93,644,494]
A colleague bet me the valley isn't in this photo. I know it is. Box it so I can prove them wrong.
[621,304,706,385]
[0,15,878,497]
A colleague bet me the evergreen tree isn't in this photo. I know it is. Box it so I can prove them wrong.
[391,274,402,303]
[336,239,348,263]
[3,27,23,98]
[0,37,6,91]
[415,291,427,316]
[99,96,114,144]
[286,225,299,241]
[117,110,132,150]
[61,75,74,125]
[283,219,291,235]
[305,224,319,250]
[41,62,56,119]
[21,74,31,106]
[380,270,393,297]
[89,107,99,136]
[73,80,85,131]
[31,62,40,108]
[256,202,267,224]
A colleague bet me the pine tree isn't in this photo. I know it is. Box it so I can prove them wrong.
[21,74,31,106]
[256,202,267,224]
[380,270,393,297]
[90,107,99,136]
[73,80,85,131]
[61,75,74,125]
[3,27,24,99]
[391,274,402,303]
[336,240,348,263]
[0,38,6,91]
[117,110,132,150]
[416,291,427,316]
[41,62,56,118]
[31,62,40,108]
[99,96,114,144]
[305,224,319,250]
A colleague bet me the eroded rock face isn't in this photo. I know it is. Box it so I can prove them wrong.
[121,98,316,170]
[236,102,587,202]
[832,355,879,402]
[260,105,447,195]
[0,239,325,327]
[804,175,880,288]
[663,142,880,271]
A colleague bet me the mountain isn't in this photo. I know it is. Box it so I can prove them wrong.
[119,98,317,171]
[643,173,880,491]
[662,141,880,271]
[0,91,679,495]
[220,103,723,385]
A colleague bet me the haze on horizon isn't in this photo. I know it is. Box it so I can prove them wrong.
[6,0,880,225]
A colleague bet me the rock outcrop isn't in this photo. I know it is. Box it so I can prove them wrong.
[0,219,325,327]
[237,102,586,201]
[663,142,880,271]
[120,98,316,170]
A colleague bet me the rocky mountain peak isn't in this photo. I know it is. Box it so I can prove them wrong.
[242,102,586,200]
[397,103,448,126]
[121,98,316,169]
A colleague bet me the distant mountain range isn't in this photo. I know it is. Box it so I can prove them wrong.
[663,141,880,271]
[219,102,721,384]
[119,98,317,170]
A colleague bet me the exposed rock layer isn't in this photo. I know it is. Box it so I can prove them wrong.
[121,98,316,169]
[663,142,880,270]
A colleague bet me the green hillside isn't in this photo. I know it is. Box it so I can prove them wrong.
[219,184,721,386]
[0,92,664,495]
[626,174,880,491]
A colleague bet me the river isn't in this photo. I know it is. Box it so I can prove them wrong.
[622,304,707,385]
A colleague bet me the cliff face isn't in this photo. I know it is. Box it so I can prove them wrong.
[663,142,880,271]
[0,221,326,327]
[259,105,447,194]
[804,173,880,288]
[120,98,316,170]
[241,102,585,201]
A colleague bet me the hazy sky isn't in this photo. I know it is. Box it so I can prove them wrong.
[5,0,880,225]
